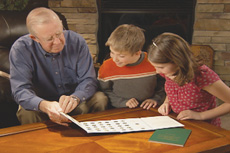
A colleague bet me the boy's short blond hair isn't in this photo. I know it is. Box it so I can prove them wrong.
[105,24,145,54]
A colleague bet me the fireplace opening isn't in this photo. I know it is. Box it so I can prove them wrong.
[96,0,197,64]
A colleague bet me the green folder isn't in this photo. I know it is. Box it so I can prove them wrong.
[149,128,191,147]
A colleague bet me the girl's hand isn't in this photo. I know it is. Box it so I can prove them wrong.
[177,110,202,120]
[158,102,171,115]
[140,99,157,110]
[126,98,139,108]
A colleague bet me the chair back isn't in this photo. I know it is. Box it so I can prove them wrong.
[191,45,214,69]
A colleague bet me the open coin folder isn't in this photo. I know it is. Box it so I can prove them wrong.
[60,112,184,133]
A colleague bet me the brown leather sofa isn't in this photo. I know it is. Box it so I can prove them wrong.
[0,10,68,128]
[0,11,29,128]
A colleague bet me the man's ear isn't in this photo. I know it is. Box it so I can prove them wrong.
[29,34,39,42]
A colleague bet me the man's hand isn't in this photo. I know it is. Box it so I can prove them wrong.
[126,98,139,108]
[140,99,157,110]
[177,110,202,120]
[158,102,171,116]
[59,95,80,113]
[39,100,70,126]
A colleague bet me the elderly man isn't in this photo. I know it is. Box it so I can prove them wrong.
[10,7,108,126]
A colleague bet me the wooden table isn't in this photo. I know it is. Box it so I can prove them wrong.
[0,107,230,153]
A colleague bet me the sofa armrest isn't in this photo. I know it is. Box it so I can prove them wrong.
[0,76,20,128]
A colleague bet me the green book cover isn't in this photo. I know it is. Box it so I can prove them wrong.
[149,128,191,147]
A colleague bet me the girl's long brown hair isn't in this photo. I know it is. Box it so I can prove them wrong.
[148,32,200,86]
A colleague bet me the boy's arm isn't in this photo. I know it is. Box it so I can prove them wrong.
[151,74,166,104]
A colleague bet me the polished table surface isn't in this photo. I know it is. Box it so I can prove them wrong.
[0,107,230,153]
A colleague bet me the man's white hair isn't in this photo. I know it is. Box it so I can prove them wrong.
[26,7,62,36]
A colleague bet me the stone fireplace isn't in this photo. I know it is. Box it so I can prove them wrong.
[49,0,230,85]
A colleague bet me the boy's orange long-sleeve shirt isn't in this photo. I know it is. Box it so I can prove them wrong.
[98,52,165,108]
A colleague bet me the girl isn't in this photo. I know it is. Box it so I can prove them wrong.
[148,32,230,126]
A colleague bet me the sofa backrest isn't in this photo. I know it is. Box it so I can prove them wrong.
[0,11,29,49]
[0,11,28,74]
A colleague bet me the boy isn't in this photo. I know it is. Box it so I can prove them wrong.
[98,24,165,109]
